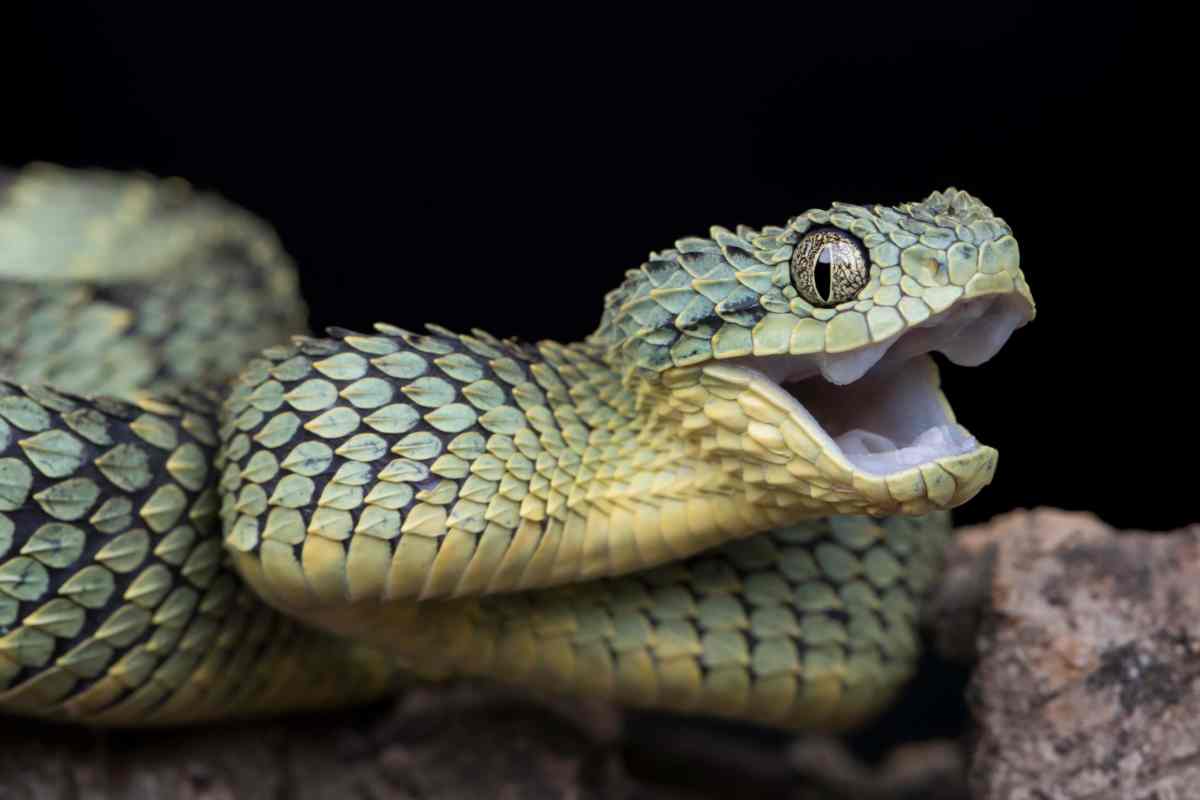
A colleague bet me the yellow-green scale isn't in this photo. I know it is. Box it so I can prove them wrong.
[218,325,953,728]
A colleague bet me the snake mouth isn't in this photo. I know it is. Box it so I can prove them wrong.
[724,294,1032,478]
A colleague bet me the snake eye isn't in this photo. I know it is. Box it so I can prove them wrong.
[791,229,869,307]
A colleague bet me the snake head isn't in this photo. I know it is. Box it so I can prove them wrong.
[593,188,1035,518]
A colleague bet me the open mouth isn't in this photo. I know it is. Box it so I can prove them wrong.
[724,294,1033,477]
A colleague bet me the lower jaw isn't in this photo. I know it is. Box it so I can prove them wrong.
[668,355,999,517]
[746,443,999,519]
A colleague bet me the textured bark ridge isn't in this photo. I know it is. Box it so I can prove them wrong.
[0,683,968,799]
[931,509,1200,800]
[0,687,628,800]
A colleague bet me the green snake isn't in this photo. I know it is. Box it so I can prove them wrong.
[0,164,1034,728]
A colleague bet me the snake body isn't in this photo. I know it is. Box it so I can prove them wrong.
[0,165,1034,727]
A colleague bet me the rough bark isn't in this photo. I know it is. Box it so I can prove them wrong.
[0,683,965,800]
[930,508,1200,800]
[0,686,628,800]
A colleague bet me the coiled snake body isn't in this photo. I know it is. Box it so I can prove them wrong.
[0,166,1034,728]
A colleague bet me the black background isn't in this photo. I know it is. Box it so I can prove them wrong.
[0,0,1170,766]
[7,3,1163,531]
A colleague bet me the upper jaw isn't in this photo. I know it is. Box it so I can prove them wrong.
[687,292,1032,515]
[731,292,1033,388]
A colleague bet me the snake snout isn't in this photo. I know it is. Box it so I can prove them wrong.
[887,293,1033,369]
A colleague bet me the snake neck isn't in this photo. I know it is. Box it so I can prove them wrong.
[221,325,828,612]
[456,335,829,582]
[468,335,971,590]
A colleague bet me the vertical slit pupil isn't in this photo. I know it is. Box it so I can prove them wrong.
[815,246,833,303]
